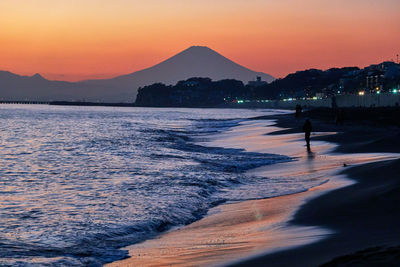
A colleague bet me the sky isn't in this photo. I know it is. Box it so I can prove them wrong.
[1,0,399,81]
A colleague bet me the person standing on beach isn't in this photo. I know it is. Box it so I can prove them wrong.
[303,119,312,151]
[295,104,302,118]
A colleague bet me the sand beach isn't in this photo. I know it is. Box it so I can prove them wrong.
[109,109,400,267]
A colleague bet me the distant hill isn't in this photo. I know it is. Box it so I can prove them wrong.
[0,71,127,102]
[134,62,400,107]
[135,77,247,107]
[0,46,274,102]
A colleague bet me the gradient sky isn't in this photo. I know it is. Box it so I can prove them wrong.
[1,0,399,81]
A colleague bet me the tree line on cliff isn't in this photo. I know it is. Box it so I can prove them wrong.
[135,62,400,107]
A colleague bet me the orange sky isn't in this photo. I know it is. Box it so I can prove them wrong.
[1,0,399,81]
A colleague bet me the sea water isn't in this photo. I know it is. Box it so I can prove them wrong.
[0,105,303,266]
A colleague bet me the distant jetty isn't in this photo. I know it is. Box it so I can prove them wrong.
[0,101,136,107]
[49,101,136,107]
[0,100,50,105]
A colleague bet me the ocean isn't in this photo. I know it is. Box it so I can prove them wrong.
[0,105,309,266]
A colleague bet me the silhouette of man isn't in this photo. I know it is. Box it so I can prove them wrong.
[303,119,312,151]
[295,104,302,118]
[331,96,337,110]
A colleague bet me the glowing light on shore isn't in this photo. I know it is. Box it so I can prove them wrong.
[358,91,365,96]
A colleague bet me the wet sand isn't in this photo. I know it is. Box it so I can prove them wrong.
[108,114,399,267]
[228,113,400,266]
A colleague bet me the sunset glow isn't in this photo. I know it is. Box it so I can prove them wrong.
[1,0,399,81]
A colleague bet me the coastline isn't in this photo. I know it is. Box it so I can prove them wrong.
[226,111,400,266]
[108,111,399,266]
[229,159,400,267]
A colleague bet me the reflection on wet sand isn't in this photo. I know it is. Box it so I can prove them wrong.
[108,120,399,267]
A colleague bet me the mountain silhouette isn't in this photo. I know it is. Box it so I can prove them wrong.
[0,46,274,102]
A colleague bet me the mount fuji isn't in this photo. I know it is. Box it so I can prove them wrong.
[0,46,274,102]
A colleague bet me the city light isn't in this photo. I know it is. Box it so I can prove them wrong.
[393,89,398,94]
[358,91,365,96]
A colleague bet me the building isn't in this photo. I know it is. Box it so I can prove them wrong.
[247,76,268,87]
[366,70,384,93]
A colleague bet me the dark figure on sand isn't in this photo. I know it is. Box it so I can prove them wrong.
[331,95,337,110]
[303,119,312,151]
[335,109,344,125]
[295,104,302,118]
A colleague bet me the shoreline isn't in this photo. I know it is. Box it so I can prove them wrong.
[227,112,400,266]
[107,112,399,266]
[228,159,400,267]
